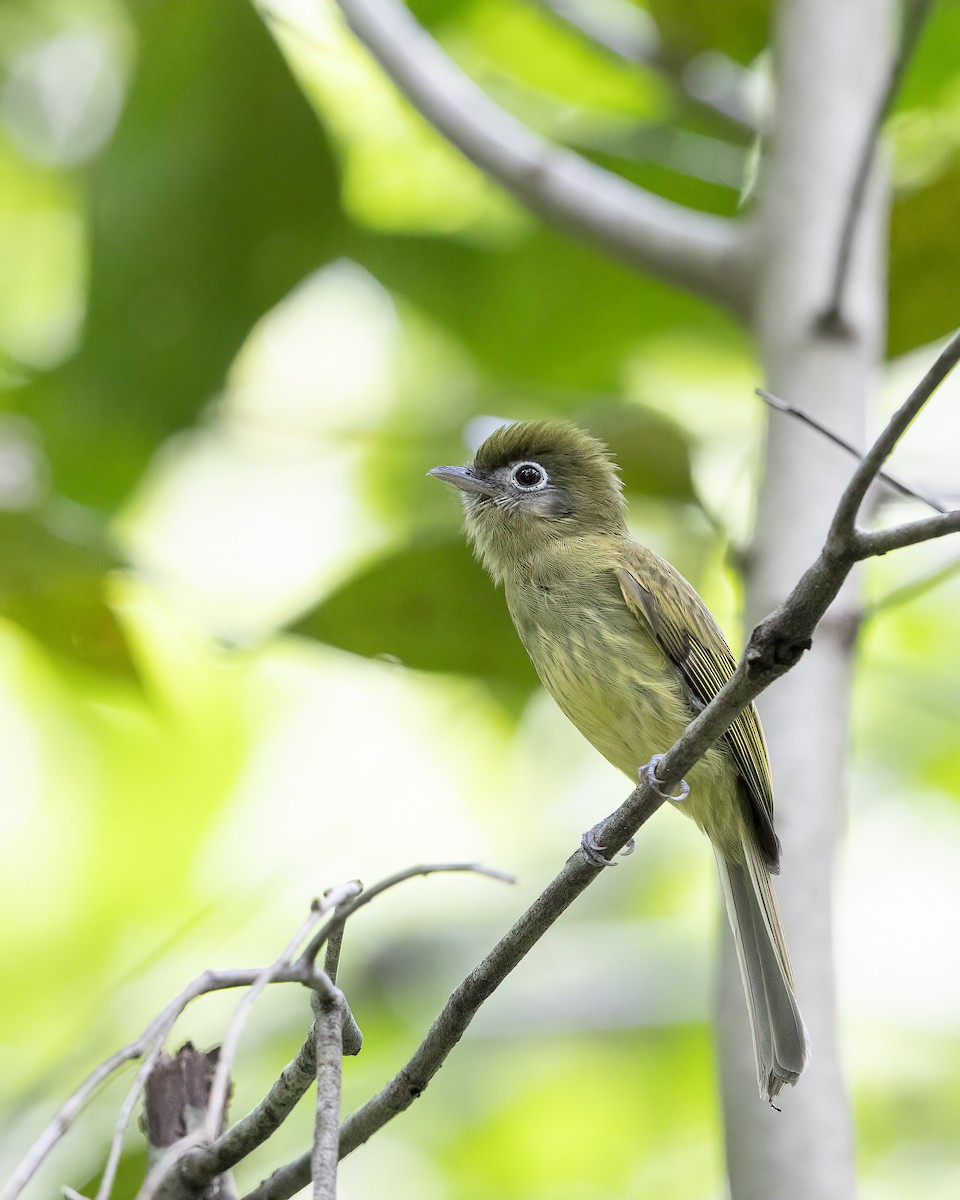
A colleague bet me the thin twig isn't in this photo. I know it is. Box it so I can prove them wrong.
[198,906,331,1155]
[155,866,510,1200]
[854,510,960,558]
[240,335,960,1200]
[757,388,948,513]
[137,887,363,1200]
[828,330,960,549]
[95,1038,169,1200]
[820,0,934,331]
[174,1034,319,1199]
[297,863,515,969]
[331,0,749,311]
[5,966,337,1200]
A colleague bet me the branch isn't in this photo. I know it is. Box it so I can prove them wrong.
[537,0,761,131]
[854,510,960,558]
[95,1037,175,1200]
[757,388,949,513]
[827,330,960,549]
[310,998,343,1200]
[19,349,957,1200]
[156,865,511,1200]
[820,0,934,332]
[296,862,515,969]
[331,0,750,311]
[240,335,960,1200]
[3,914,349,1200]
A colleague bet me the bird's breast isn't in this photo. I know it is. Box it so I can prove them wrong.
[505,567,691,778]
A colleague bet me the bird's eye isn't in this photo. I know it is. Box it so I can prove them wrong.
[512,461,547,490]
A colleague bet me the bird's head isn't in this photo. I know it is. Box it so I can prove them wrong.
[429,420,625,581]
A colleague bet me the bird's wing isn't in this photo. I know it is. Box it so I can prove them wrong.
[615,551,780,870]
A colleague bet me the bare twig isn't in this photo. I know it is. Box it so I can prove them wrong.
[196,902,338,1162]
[5,965,339,1200]
[315,885,363,1048]
[331,0,749,311]
[537,0,760,131]
[757,388,948,513]
[297,862,515,969]
[854,510,960,558]
[153,866,510,1200]
[173,1034,318,1200]
[820,0,934,331]
[95,1038,170,1200]
[239,335,960,1200]
[311,998,344,1200]
[138,887,363,1200]
[827,330,960,548]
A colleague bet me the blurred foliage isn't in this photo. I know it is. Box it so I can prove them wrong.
[0,507,130,673]
[889,163,960,357]
[11,0,340,510]
[294,536,539,695]
[1,1,960,1198]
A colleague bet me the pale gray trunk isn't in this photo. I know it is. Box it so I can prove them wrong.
[719,0,893,1196]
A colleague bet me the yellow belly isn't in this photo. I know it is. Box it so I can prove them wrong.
[507,583,746,861]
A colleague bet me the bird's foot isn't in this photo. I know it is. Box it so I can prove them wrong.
[642,754,690,802]
[580,825,634,868]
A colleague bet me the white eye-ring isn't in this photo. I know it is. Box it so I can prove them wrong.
[511,461,548,491]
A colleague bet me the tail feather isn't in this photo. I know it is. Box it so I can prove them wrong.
[714,844,809,1102]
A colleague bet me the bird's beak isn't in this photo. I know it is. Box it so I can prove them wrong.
[428,465,496,496]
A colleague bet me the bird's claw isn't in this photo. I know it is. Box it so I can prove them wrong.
[580,755,687,867]
[581,826,635,867]
[643,754,690,802]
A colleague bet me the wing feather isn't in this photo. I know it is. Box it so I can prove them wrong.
[615,554,780,870]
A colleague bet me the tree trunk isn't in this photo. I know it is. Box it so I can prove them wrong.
[718,0,893,1196]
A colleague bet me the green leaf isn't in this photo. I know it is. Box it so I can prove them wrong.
[0,508,133,674]
[889,164,960,357]
[292,538,538,695]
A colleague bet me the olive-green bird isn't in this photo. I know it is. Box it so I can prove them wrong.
[430,419,808,1102]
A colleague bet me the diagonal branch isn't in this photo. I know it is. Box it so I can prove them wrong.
[757,388,948,514]
[239,334,960,1200]
[332,0,751,311]
[827,330,960,548]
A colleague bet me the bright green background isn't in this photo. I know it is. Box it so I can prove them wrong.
[2,2,960,1197]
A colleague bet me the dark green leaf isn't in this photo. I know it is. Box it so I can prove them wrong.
[889,164,960,356]
[292,538,538,695]
[0,508,133,674]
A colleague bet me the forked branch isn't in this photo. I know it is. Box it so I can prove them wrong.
[240,332,960,1200]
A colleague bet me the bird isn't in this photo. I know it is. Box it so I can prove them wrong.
[429,418,808,1103]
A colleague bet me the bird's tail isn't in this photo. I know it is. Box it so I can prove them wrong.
[714,843,810,1102]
